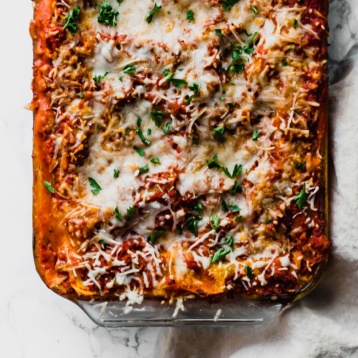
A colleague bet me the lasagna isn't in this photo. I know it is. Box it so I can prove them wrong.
[32,0,329,309]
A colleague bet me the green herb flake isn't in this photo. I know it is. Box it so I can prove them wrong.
[133,146,145,157]
[43,181,55,194]
[229,205,240,213]
[265,219,273,224]
[98,239,106,248]
[207,155,221,170]
[98,2,119,27]
[113,169,120,178]
[213,125,226,142]
[170,78,188,88]
[222,200,229,212]
[234,215,244,221]
[212,248,231,263]
[146,3,162,23]
[93,72,108,84]
[187,10,194,21]
[89,177,102,195]
[147,128,152,135]
[123,65,136,74]
[119,76,123,82]
[150,110,165,127]
[225,235,234,250]
[282,60,288,66]
[163,122,173,134]
[245,265,255,279]
[127,206,135,220]
[223,164,242,179]
[162,69,174,81]
[293,19,298,29]
[186,217,201,236]
[63,7,81,35]
[295,183,307,209]
[252,129,260,140]
[138,165,149,175]
[295,162,305,170]
[114,207,123,221]
[215,28,222,36]
[229,63,245,73]
[243,29,252,36]
[150,157,161,165]
[210,215,221,230]
[79,93,84,99]
[137,128,151,146]
[250,5,258,16]
[221,0,239,11]
[136,117,142,127]
[230,181,242,196]
[149,230,165,244]
[193,203,203,215]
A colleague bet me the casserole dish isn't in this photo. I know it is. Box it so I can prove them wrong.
[32,0,329,326]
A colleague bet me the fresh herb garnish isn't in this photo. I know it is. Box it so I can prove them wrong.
[293,19,298,29]
[234,215,244,221]
[119,76,123,82]
[138,165,149,175]
[193,203,203,215]
[163,122,173,134]
[63,7,81,35]
[114,207,123,221]
[207,155,221,169]
[114,169,120,178]
[162,69,174,81]
[43,181,55,194]
[265,219,273,224]
[150,157,161,165]
[89,177,102,195]
[98,2,119,27]
[230,181,242,196]
[229,205,240,213]
[149,230,165,244]
[146,3,162,23]
[295,163,305,170]
[127,206,135,220]
[186,217,201,236]
[213,126,226,142]
[137,129,151,146]
[245,265,255,279]
[186,10,194,21]
[243,29,252,36]
[98,239,106,248]
[212,248,231,263]
[79,93,84,99]
[225,235,234,250]
[93,72,108,84]
[223,164,242,179]
[210,215,220,230]
[282,60,288,66]
[133,146,145,157]
[170,78,188,88]
[222,200,229,212]
[123,65,136,74]
[186,83,200,103]
[150,110,165,127]
[250,5,258,16]
[147,128,152,135]
[221,0,239,11]
[252,129,260,140]
[295,183,307,209]
[136,117,142,127]
[215,28,222,37]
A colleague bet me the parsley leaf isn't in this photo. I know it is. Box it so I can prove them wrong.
[150,157,161,165]
[63,7,81,35]
[212,247,231,263]
[93,72,108,84]
[225,235,234,249]
[223,164,242,179]
[186,217,201,236]
[186,83,200,103]
[207,155,221,169]
[213,126,226,142]
[250,5,258,16]
[252,129,260,140]
[89,177,102,195]
[138,165,149,175]
[146,3,162,23]
[295,183,307,209]
[163,122,173,134]
[215,28,222,37]
[230,181,242,196]
[136,117,142,127]
[150,110,165,127]
[127,206,135,220]
[229,205,240,213]
[123,65,136,74]
[133,146,145,157]
[293,19,298,29]
[113,169,120,178]
[149,230,165,244]
[137,129,151,146]
[222,200,229,212]
[245,265,255,279]
[43,181,55,194]
[221,0,239,11]
[163,69,174,81]
[170,78,188,88]
[187,10,194,21]
[193,202,203,215]
[98,2,119,27]
[114,207,123,221]
[210,215,220,230]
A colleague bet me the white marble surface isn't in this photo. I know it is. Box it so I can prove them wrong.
[1,1,358,357]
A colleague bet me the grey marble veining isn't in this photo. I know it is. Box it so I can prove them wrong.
[1,1,358,358]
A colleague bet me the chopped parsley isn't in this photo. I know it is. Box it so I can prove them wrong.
[213,126,226,142]
[146,3,162,23]
[293,19,298,29]
[162,69,174,81]
[163,122,173,134]
[119,76,123,82]
[230,181,242,196]
[63,7,81,35]
[149,230,165,244]
[113,169,120,178]
[229,205,240,213]
[223,164,242,179]
[245,265,255,279]
[123,65,136,74]
[43,181,55,194]
[282,60,288,66]
[79,93,84,99]
[114,207,123,221]
[137,129,151,146]
[170,78,188,88]
[215,28,223,37]
[252,129,260,140]
[147,128,152,135]
[93,72,108,84]
[193,203,203,215]
[138,165,149,175]
[150,110,165,127]
[133,146,145,157]
[295,183,307,209]
[250,5,258,16]
[89,177,101,195]
[210,215,220,230]
[225,235,234,250]
[234,215,244,221]
[186,217,201,236]
[136,117,142,127]
[127,206,135,220]
[186,10,194,21]
[222,200,229,212]
[98,239,106,248]
[150,157,161,165]
[221,0,239,11]
[295,162,305,170]
[186,83,200,103]
[98,2,119,27]
[207,155,221,170]
[212,248,231,263]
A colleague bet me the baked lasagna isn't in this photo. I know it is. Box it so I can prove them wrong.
[32,0,329,309]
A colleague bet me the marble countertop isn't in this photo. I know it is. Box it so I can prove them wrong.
[1,1,358,357]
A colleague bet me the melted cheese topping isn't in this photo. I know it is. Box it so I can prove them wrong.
[33,0,329,305]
